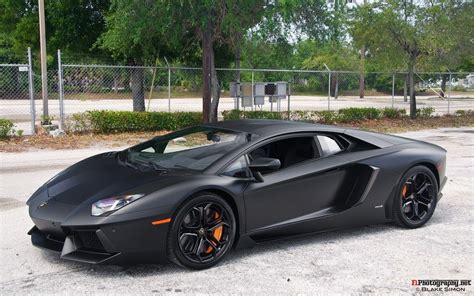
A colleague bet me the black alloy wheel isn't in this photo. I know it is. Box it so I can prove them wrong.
[167,193,236,269]
[394,166,438,228]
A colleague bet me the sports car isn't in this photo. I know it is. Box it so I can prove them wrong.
[27,119,447,269]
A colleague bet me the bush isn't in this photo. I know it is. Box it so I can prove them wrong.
[416,107,435,118]
[0,119,14,139]
[81,110,202,133]
[337,107,382,122]
[382,107,406,119]
[221,109,241,121]
[66,113,92,133]
[315,111,338,124]
[454,109,474,116]
[222,110,283,120]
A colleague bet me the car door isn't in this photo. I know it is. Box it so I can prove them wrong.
[243,134,348,235]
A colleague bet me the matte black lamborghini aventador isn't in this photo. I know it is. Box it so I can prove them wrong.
[27,120,447,269]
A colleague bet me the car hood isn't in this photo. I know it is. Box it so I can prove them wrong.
[28,152,196,207]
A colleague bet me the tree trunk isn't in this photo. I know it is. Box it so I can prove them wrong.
[408,55,416,119]
[330,73,336,97]
[130,67,145,112]
[359,45,365,98]
[235,43,241,83]
[209,45,220,123]
[403,74,408,102]
[440,74,448,98]
[201,28,213,123]
[335,73,339,100]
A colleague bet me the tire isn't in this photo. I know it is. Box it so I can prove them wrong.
[393,165,438,229]
[166,192,236,270]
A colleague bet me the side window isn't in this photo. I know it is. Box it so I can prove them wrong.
[222,156,251,178]
[248,136,317,172]
[317,135,342,156]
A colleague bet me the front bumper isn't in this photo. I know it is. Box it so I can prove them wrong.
[438,176,447,201]
[28,217,170,265]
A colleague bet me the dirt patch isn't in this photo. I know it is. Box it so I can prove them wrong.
[337,115,474,133]
[1,115,473,152]
[0,131,168,153]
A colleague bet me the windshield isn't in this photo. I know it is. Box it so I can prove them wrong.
[123,126,248,171]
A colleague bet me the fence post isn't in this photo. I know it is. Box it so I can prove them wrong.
[391,73,395,108]
[323,64,331,111]
[447,71,452,114]
[27,47,36,135]
[287,82,291,120]
[168,67,171,112]
[251,70,255,112]
[57,50,65,129]
[327,71,331,111]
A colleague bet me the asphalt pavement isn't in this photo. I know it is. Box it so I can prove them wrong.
[0,127,473,294]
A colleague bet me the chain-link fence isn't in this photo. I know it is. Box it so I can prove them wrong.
[0,49,36,135]
[1,49,474,135]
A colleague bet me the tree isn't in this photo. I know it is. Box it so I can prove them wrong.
[351,0,473,119]
[0,0,109,64]
[417,1,474,95]
[303,41,358,98]
[99,0,176,111]
[160,1,269,123]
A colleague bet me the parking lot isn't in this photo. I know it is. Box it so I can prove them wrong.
[0,127,473,294]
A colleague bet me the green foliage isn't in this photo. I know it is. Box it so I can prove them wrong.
[66,112,93,133]
[337,107,381,122]
[0,118,14,139]
[315,111,338,124]
[416,107,435,118]
[223,107,411,124]
[40,115,55,125]
[84,110,201,133]
[222,110,283,121]
[0,0,109,64]
[454,109,474,116]
[382,107,406,119]
[303,42,358,71]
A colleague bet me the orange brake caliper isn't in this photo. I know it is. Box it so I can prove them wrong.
[402,184,408,198]
[205,211,223,253]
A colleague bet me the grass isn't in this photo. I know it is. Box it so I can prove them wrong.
[1,114,473,153]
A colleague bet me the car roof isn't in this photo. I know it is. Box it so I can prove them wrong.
[203,119,345,137]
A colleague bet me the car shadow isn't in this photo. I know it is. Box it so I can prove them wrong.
[49,222,409,276]
[45,216,447,278]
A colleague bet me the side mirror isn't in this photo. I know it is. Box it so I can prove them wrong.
[248,157,281,182]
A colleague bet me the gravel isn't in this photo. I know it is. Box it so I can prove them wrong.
[0,127,473,294]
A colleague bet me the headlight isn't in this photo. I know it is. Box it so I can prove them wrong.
[91,194,145,216]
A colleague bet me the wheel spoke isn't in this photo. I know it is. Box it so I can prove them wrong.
[181,225,199,232]
[180,232,197,240]
[416,182,430,196]
[208,220,229,231]
[193,206,205,227]
[412,201,420,219]
[193,237,204,255]
[402,200,413,212]
[407,180,416,196]
[208,235,225,249]
[204,237,218,250]
[415,193,432,208]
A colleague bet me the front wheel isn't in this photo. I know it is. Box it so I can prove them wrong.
[166,192,236,269]
[393,165,438,228]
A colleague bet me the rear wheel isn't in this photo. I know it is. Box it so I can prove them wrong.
[166,193,236,269]
[394,166,438,228]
